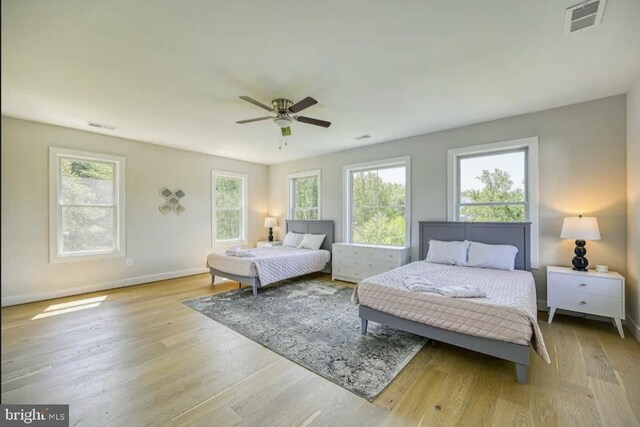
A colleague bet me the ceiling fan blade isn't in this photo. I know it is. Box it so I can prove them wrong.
[239,96,274,112]
[295,116,331,128]
[288,96,318,113]
[236,116,273,124]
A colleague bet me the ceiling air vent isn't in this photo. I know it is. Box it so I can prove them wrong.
[87,121,117,130]
[352,134,371,141]
[565,0,606,34]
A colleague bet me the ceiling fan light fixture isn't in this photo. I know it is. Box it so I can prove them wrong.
[274,117,292,128]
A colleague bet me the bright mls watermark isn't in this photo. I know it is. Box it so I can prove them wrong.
[0,405,68,426]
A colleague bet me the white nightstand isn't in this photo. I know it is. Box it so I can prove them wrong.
[257,240,282,248]
[547,266,625,338]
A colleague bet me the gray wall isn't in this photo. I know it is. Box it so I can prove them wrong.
[627,80,640,336]
[1,117,269,305]
[268,96,628,304]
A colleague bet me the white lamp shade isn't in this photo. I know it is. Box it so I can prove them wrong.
[560,216,601,240]
[264,217,277,228]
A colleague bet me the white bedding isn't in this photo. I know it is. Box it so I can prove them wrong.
[352,261,550,363]
[207,246,331,286]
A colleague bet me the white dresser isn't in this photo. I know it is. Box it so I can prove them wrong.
[547,266,625,338]
[332,243,409,283]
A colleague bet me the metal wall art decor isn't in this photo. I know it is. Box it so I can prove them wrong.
[159,187,186,215]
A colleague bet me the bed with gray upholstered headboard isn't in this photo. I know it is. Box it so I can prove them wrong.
[208,220,334,296]
[358,221,541,384]
[286,220,334,272]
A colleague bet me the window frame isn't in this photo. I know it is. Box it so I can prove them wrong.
[49,147,126,263]
[211,170,248,246]
[343,156,411,247]
[287,169,322,220]
[447,137,539,267]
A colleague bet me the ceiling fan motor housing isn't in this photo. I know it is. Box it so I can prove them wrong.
[272,98,293,112]
[272,99,294,128]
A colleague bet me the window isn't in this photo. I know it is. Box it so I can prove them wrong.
[212,170,247,244]
[344,157,410,246]
[458,149,528,221]
[288,169,321,220]
[448,137,539,266]
[49,147,125,262]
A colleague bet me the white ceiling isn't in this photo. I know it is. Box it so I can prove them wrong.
[2,0,640,165]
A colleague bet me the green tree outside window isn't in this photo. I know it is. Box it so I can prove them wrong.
[459,169,526,222]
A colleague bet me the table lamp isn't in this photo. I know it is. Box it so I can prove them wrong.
[264,217,277,242]
[560,215,601,271]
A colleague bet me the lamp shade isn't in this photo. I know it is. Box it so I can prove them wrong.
[560,216,601,240]
[264,216,277,228]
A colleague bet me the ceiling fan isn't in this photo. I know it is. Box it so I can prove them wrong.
[236,96,331,137]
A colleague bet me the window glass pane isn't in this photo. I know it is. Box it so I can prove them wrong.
[351,165,406,245]
[216,209,241,240]
[294,208,319,220]
[216,178,241,208]
[459,151,526,204]
[459,204,525,222]
[351,170,378,208]
[61,206,115,253]
[378,206,406,246]
[352,207,377,244]
[294,176,318,208]
[61,159,114,205]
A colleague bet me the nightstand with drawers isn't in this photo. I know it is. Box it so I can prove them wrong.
[332,243,409,283]
[547,266,625,338]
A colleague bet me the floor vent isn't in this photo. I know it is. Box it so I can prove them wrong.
[565,0,606,34]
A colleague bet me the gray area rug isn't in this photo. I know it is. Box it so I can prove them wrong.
[184,279,427,401]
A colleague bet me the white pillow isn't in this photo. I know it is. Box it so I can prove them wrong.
[282,232,305,248]
[425,240,469,265]
[466,241,518,271]
[298,233,326,250]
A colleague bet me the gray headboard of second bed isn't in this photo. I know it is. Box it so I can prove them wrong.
[418,221,532,271]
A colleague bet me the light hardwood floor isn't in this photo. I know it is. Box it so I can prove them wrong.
[2,274,639,426]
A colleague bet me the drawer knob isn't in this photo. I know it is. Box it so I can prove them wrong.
[580,301,587,304]
[579,283,587,287]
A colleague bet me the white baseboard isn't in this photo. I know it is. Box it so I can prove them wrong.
[627,316,640,342]
[1,267,209,307]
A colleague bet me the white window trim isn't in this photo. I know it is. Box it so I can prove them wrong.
[287,169,322,220]
[447,137,539,268]
[211,170,248,246]
[49,147,126,263]
[343,156,411,247]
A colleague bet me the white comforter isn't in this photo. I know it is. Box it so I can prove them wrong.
[353,261,550,363]
[207,246,331,286]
